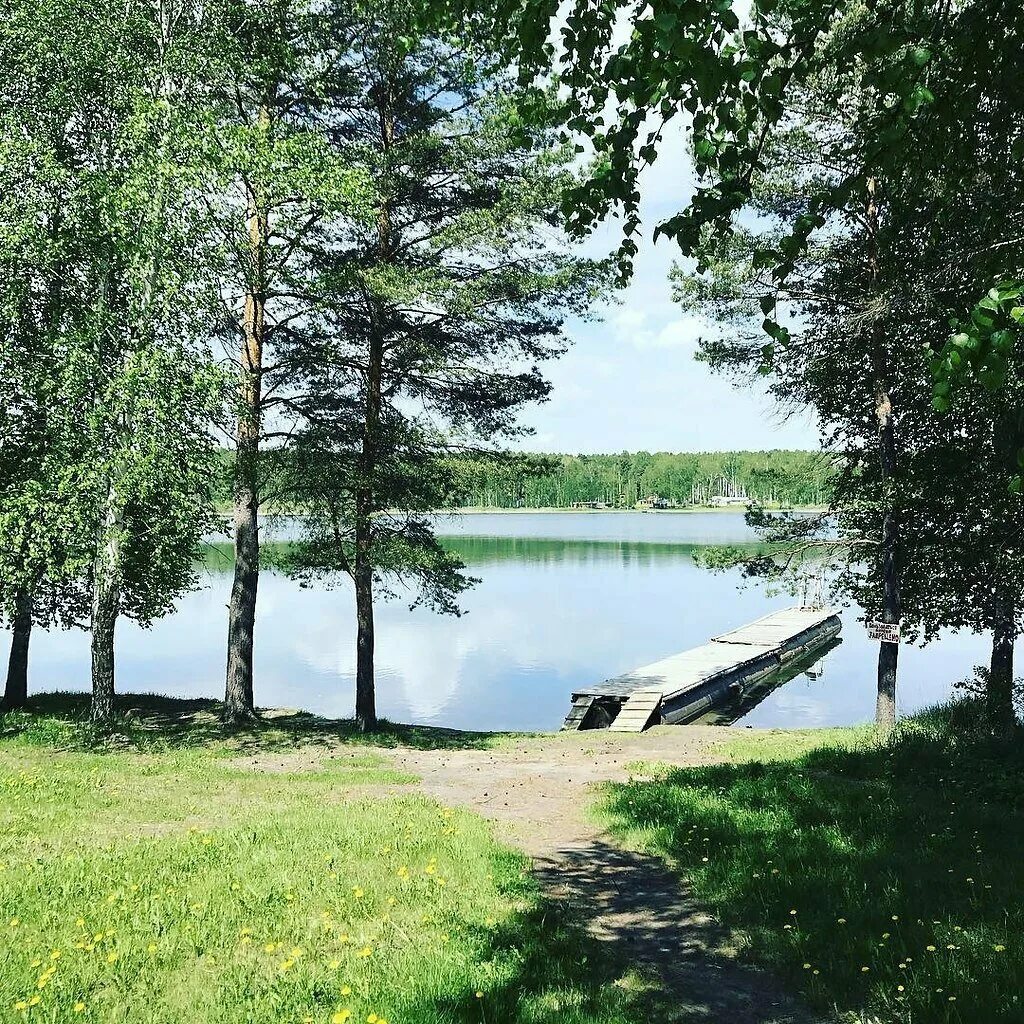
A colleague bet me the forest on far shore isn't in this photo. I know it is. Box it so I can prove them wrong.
[213,450,833,513]
[451,450,833,509]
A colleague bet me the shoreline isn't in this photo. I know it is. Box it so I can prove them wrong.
[219,504,828,518]
[438,505,826,514]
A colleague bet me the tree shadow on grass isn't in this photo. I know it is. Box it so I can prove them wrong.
[411,890,811,1024]
[597,714,1024,1023]
[1,692,518,752]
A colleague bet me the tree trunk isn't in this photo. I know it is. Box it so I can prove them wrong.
[348,79,397,733]
[91,503,121,724]
[353,544,376,732]
[223,104,270,725]
[225,487,259,722]
[988,584,1016,735]
[867,176,901,729]
[2,591,32,712]
[352,322,383,734]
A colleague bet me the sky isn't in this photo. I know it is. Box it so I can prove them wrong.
[515,117,821,455]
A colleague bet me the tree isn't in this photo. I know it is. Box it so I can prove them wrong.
[0,0,224,722]
[209,0,368,722]
[282,2,607,730]
[675,45,1024,730]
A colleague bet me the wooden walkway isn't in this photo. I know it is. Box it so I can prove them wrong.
[562,606,842,732]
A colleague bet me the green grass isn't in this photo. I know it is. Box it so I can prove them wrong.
[2,693,523,753]
[0,697,648,1024]
[599,701,1024,1023]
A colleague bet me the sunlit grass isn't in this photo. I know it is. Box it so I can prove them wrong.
[0,699,636,1024]
[600,702,1024,1023]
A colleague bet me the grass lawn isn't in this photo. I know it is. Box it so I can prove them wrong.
[600,703,1024,1023]
[0,697,630,1024]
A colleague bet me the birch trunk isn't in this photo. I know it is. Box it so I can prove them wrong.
[2,591,32,711]
[91,480,121,724]
[224,104,270,724]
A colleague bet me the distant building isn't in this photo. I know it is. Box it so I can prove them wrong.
[570,500,609,509]
[710,495,750,507]
[636,494,673,510]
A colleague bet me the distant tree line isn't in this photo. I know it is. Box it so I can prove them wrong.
[451,450,832,509]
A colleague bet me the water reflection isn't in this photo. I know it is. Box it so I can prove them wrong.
[2,513,1001,732]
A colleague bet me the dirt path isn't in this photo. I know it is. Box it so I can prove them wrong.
[386,727,826,1024]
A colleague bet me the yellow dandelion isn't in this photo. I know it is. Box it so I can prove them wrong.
[148,943,158,953]
[14,1002,28,1012]
[789,909,797,916]
[264,943,276,953]
[329,960,342,970]
[279,958,295,971]
[28,997,40,1007]
[332,1012,352,1024]
[49,950,61,960]
[926,945,937,952]
[352,887,365,898]
[861,967,870,973]
[837,918,846,925]
[802,963,811,970]
[290,947,303,958]
[897,985,904,992]
[476,991,484,998]
[357,946,372,958]
[340,985,352,995]
[74,1002,86,1013]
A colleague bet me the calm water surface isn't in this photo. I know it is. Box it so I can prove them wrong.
[7,513,997,730]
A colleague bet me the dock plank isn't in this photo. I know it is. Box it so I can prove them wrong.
[608,688,664,732]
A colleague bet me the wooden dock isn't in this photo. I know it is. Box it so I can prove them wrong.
[562,606,842,732]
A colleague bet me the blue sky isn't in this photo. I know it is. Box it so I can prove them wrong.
[517,119,820,455]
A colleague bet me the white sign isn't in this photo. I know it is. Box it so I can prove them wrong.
[867,620,901,644]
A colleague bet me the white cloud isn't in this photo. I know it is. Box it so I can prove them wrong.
[610,307,713,351]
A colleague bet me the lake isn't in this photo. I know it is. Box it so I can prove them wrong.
[5,512,996,730]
